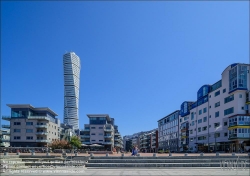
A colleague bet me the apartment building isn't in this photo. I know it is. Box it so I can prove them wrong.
[80,114,122,151]
[158,110,179,152]
[178,63,250,153]
[114,125,123,150]
[1,104,60,147]
[0,129,10,147]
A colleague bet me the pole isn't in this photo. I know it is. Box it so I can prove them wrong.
[215,134,217,152]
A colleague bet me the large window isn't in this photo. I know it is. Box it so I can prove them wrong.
[224,95,234,104]
[26,136,33,140]
[203,116,207,122]
[224,107,234,116]
[14,129,21,132]
[191,113,194,120]
[214,90,220,97]
[215,111,219,118]
[215,102,220,108]
[203,108,207,113]
[14,136,21,140]
[199,110,202,115]
[14,122,21,125]
[198,119,202,124]
[26,122,33,125]
[26,129,33,133]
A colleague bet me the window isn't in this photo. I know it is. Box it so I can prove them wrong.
[199,110,202,115]
[215,111,219,118]
[14,129,21,132]
[239,94,242,98]
[214,123,220,128]
[14,122,21,125]
[99,140,103,141]
[215,90,220,97]
[26,136,33,140]
[203,117,207,122]
[209,125,211,128]
[191,113,194,120]
[14,136,21,140]
[91,127,96,129]
[198,127,201,132]
[203,108,207,113]
[91,140,96,141]
[99,127,103,129]
[190,130,193,134]
[190,138,193,142]
[198,119,202,124]
[224,133,228,137]
[223,89,226,93]
[224,95,234,104]
[209,115,211,118]
[215,102,220,108]
[192,121,195,126]
[99,133,103,135]
[209,106,211,108]
[26,129,33,133]
[224,122,228,126]
[224,107,234,116]
[26,122,33,125]
[215,133,220,137]
[202,126,207,131]
[91,133,95,135]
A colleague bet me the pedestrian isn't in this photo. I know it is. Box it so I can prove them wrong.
[131,146,136,156]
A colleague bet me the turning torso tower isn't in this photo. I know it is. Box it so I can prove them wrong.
[63,52,81,129]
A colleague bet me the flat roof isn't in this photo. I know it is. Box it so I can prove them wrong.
[7,104,58,116]
[86,114,111,121]
[157,110,180,122]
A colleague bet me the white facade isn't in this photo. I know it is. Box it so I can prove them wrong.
[63,52,81,129]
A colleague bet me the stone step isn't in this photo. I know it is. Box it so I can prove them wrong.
[85,163,250,168]
[90,156,250,160]
[88,158,250,163]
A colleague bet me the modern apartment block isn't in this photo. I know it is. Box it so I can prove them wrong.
[139,129,158,153]
[63,52,81,129]
[114,125,123,150]
[177,63,250,153]
[1,104,60,147]
[158,111,179,152]
[0,129,10,147]
[80,114,122,151]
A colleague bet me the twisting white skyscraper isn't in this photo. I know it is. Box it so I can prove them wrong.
[63,52,81,129]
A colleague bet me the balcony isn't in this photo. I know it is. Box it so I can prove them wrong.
[28,116,50,121]
[104,135,112,138]
[36,140,49,143]
[229,121,250,127]
[1,131,10,135]
[36,132,48,135]
[114,132,120,136]
[2,116,11,121]
[83,129,90,131]
[0,139,10,142]
[2,125,10,129]
[36,125,48,128]
[229,133,250,139]
[104,128,113,132]
[80,135,90,138]
[82,142,91,144]
[103,142,112,145]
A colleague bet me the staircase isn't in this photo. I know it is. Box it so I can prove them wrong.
[85,155,250,168]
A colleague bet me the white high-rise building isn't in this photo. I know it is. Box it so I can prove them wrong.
[63,52,81,129]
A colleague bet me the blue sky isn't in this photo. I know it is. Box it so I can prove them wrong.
[1,1,249,136]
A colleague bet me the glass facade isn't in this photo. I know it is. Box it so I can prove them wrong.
[89,117,107,124]
[229,116,250,127]
[229,65,248,92]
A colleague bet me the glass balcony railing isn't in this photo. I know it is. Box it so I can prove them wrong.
[2,116,11,121]
[82,142,91,144]
[103,142,112,145]
[36,140,49,143]
[36,125,48,128]
[229,133,250,139]
[0,139,10,142]
[1,131,10,135]
[229,121,250,127]
[36,132,48,135]
[2,125,10,128]
[104,128,113,132]
[104,135,112,138]
[81,135,90,138]
[28,116,50,121]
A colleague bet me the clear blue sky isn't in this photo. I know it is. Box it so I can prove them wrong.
[1,1,249,136]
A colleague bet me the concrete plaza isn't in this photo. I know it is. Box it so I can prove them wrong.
[1,167,250,175]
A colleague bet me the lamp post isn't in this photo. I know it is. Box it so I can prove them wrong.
[214,125,221,152]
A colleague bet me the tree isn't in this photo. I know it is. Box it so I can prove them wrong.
[69,136,81,149]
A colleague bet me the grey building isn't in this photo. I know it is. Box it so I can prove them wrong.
[2,104,60,147]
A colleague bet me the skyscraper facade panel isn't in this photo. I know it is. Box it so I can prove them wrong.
[63,52,81,129]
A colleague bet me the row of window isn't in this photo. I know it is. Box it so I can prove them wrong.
[13,122,57,128]
[14,136,33,140]
[90,127,103,129]
[190,132,228,142]
[91,133,104,135]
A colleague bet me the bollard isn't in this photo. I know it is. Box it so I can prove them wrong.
[121,153,124,157]
[16,152,20,155]
[90,153,94,157]
[106,153,109,157]
[137,153,140,157]
[75,153,78,156]
[216,152,219,156]
[31,152,35,156]
[200,153,204,156]
[232,153,235,156]
[169,153,172,156]
[185,153,188,156]
[248,153,250,157]
[153,153,157,157]
[4,152,8,156]
[46,152,50,156]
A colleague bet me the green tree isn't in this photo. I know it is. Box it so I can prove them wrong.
[69,136,81,149]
